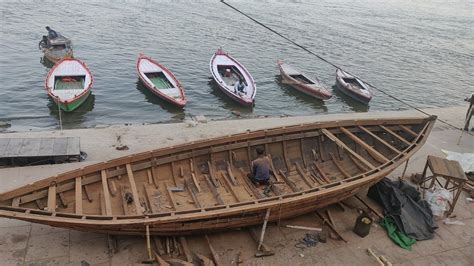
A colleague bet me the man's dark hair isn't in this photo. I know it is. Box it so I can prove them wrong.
[256,147,264,155]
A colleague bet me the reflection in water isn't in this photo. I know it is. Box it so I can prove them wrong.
[135,80,185,120]
[40,56,55,68]
[48,94,96,129]
[332,85,370,112]
[274,75,328,112]
[207,77,253,115]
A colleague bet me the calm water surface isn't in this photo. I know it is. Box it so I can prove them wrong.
[0,0,472,131]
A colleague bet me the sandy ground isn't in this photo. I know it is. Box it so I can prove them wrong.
[0,106,473,265]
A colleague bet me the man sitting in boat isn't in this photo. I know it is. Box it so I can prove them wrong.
[249,147,271,185]
[46,26,58,39]
[38,35,50,49]
[234,77,247,95]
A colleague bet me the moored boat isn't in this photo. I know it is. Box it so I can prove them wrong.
[136,54,187,108]
[0,115,436,235]
[39,34,74,64]
[335,69,372,104]
[278,60,332,100]
[210,48,256,106]
[45,58,93,112]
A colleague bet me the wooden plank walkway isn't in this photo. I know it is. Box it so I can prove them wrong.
[0,137,80,158]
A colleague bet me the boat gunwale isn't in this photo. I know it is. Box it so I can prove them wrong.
[136,53,187,107]
[0,116,436,225]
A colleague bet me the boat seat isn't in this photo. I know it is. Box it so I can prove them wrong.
[163,88,181,99]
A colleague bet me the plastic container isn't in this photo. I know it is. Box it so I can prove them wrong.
[353,212,373,237]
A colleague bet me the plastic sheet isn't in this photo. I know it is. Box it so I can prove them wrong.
[368,178,437,240]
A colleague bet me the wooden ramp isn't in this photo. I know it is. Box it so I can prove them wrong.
[0,137,81,166]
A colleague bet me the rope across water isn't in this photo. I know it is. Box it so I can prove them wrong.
[221,0,472,136]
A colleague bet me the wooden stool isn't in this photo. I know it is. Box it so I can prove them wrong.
[421,155,467,216]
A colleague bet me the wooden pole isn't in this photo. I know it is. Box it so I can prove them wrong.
[400,158,409,180]
[257,208,271,251]
[146,225,152,261]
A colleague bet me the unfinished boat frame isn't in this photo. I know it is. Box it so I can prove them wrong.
[0,115,436,235]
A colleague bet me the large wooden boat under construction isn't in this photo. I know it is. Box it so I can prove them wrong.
[0,115,436,236]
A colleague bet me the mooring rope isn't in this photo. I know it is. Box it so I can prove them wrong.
[221,0,472,136]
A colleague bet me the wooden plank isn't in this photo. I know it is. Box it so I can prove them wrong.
[205,235,221,266]
[226,162,238,185]
[318,136,325,161]
[12,197,20,207]
[126,164,143,214]
[83,185,93,202]
[0,138,10,156]
[358,126,400,153]
[38,138,55,156]
[321,129,376,169]
[165,183,178,210]
[281,141,292,170]
[294,162,315,187]
[329,153,351,179]
[5,138,23,156]
[221,172,241,202]
[339,127,389,164]
[66,137,81,155]
[191,173,201,193]
[170,162,178,186]
[207,161,219,187]
[315,210,347,242]
[143,184,160,213]
[18,138,41,157]
[300,139,307,167]
[204,174,225,205]
[75,177,83,214]
[147,169,153,185]
[278,169,299,192]
[312,162,331,183]
[379,125,411,146]
[354,195,384,219]
[348,154,370,172]
[52,137,69,155]
[154,252,170,266]
[183,176,201,208]
[178,237,193,262]
[47,184,56,212]
[108,179,118,197]
[100,170,113,216]
[399,125,418,138]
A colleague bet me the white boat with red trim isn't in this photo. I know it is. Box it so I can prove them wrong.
[278,60,332,100]
[210,48,256,106]
[136,54,187,108]
[44,58,93,112]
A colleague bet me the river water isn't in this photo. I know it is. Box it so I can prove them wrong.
[0,0,472,131]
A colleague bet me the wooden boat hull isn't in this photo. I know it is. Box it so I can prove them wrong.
[0,115,436,235]
[45,58,93,112]
[136,54,187,108]
[335,69,372,104]
[43,48,74,64]
[210,48,256,106]
[278,60,332,100]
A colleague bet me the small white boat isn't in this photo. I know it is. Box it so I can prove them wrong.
[210,48,256,106]
[136,54,187,108]
[44,58,93,112]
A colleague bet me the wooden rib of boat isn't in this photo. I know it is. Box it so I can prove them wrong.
[39,34,74,63]
[277,60,332,100]
[336,69,373,104]
[136,54,187,108]
[0,115,436,236]
[45,58,93,112]
[210,48,256,106]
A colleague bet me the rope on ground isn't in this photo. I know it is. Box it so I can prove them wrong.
[221,0,473,136]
